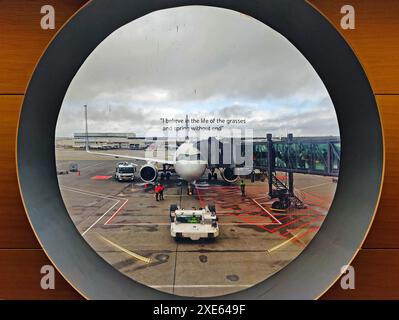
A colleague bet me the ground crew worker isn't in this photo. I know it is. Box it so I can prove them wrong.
[159,183,165,201]
[155,183,161,201]
[239,180,246,196]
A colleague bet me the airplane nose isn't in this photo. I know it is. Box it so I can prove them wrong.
[177,163,206,181]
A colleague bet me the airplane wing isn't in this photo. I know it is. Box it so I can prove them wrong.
[86,150,176,165]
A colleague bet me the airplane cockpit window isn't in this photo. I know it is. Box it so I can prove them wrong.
[177,154,190,161]
[190,153,203,161]
[176,152,203,161]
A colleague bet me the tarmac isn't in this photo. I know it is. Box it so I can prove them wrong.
[56,149,336,297]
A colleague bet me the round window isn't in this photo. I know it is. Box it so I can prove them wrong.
[17,1,383,300]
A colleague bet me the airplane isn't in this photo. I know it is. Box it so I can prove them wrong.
[83,107,241,194]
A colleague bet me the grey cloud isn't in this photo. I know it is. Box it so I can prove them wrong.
[57,6,339,138]
[216,105,256,118]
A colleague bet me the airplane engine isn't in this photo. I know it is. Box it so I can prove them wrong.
[221,167,239,183]
[139,164,158,182]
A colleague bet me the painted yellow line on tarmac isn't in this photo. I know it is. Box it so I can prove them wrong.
[266,231,305,254]
[98,234,151,264]
[270,208,287,213]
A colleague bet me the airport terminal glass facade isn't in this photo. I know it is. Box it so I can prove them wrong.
[55,6,341,297]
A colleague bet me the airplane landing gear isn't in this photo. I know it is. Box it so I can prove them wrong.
[160,164,171,181]
[187,184,193,196]
[160,171,171,180]
[207,169,217,181]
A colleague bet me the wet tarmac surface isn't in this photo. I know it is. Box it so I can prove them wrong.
[56,150,336,297]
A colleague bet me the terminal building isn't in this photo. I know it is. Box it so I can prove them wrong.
[56,132,340,209]
[57,133,340,178]
[72,133,155,150]
[56,133,175,150]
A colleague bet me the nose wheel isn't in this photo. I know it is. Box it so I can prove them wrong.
[187,184,193,196]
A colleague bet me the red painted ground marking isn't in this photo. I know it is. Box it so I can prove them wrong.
[251,198,281,224]
[91,175,112,180]
[295,227,320,241]
[105,184,324,251]
[274,215,292,222]
[196,185,240,189]
[268,215,314,233]
[227,210,263,216]
[195,185,324,249]
[263,208,326,232]
[200,186,276,223]
[273,211,324,220]
[300,191,331,208]
[231,212,268,219]
[287,237,306,249]
[104,199,129,225]
[239,210,304,232]
[246,214,311,233]
[200,186,276,222]
[275,175,288,180]
[275,213,321,224]
[247,213,263,218]
[196,187,205,208]
[280,215,325,237]
[226,213,271,225]
[197,186,281,227]
[224,213,275,229]
[221,210,263,216]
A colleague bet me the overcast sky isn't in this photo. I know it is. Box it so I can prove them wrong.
[56,6,339,139]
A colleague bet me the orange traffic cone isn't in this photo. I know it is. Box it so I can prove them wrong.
[77,170,80,176]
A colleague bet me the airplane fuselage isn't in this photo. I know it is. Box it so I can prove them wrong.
[173,143,207,183]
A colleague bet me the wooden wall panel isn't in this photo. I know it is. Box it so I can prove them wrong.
[2,249,399,300]
[0,0,398,299]
[363,96,399,248]
[309,0,399,94]
[1,1,399,94]
[0,0,87,94]
[321,249,399,300]
[0,249,80,299]
[0,96,39,249]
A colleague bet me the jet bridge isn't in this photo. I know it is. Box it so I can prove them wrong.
[198,134,340,209]
[200,134,340,177]
[253,134,340,178]
[256,134,340,208]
